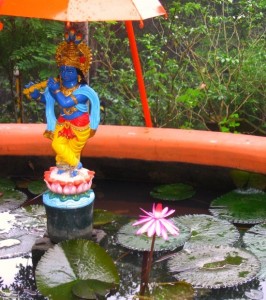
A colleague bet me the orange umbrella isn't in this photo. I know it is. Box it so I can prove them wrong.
[0,0,167,126]
[0,0,165,22]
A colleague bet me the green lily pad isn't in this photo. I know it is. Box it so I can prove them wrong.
[167,245,260,289]
[177,214,240,247]
[0,228,40,259]
[243,223,266,280]
[150,282,194,300]
[35,239,120,300]
[230,170,250,189]
[248,173,266,190]
[27,180,47,195]
[12,205,47,234]
[210,189,266,224]
[93,209,122,227]
[116,220,191,252]
[230,170,266,190]
[72,279,115,299]
[0,189,27,212]
[150,183,195,201]
[0,178,16,191]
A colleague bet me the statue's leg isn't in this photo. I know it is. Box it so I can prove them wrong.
[68,127,91,176]
[52,125,79,169]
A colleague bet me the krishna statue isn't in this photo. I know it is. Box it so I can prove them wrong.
[24,28,100,242]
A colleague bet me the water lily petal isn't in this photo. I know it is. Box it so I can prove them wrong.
[161,206,169,216]
[132,217,152,226]
[136,219,154,235]
[139,207,154,218]
[160,219,179,236]
[155,220,161,236]
[163,209,176,218]
[147,221,156,237]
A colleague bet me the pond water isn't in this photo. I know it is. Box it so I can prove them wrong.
[0,178,265,300]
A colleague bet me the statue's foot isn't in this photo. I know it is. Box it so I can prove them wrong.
[70,162,83,177]
[70,170,78,177]
[56,163,69,175]
[57,169,66,175]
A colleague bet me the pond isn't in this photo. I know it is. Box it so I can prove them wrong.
[0,177,265,300]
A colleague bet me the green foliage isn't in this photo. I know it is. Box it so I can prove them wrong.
[211,190,266,221]
[150,183,196,201]
[0,17,63,123]
[27,180,47,195]
[150,282,194,300]
[230,169,266,190]
[90,0,266,132]
[35,239,120,300]
[89,22,144,126]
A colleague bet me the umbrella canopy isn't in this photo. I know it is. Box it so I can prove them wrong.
[0,0,166,22]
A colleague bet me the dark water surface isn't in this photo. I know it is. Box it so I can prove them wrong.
[0,178,265,300]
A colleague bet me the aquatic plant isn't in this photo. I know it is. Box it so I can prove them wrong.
[210,189,266,224]
[243,223,266,280]
[133,203,180,239]
[35,239,120,300]
[27,180,47,195]
[230,170,266,190]
[167,245,260,289]
[132,203,180,295]
[177,214,240,247]
[150,183,195,201]
[0,189,27,213]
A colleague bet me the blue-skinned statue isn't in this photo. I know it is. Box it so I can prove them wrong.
[24,29,100,178]
[24,29,100,242]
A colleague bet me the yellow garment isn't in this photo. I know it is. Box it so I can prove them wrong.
[52,122,91,167]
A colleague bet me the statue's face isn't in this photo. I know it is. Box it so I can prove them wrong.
[60,65,77,82]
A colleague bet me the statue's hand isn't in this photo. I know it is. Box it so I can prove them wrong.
[47,77,60,93]
[25,82,41,100]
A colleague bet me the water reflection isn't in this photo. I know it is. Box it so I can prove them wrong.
[0,256,45,300]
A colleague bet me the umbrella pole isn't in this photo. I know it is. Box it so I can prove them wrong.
[125,21,152,127]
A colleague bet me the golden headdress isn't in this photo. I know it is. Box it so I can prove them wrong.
[55,28,92,75]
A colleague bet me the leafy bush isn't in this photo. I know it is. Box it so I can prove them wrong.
[90,0,266,133]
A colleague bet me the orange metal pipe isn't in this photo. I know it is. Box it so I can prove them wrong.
[1,124,266,174]
[125,21,153,127]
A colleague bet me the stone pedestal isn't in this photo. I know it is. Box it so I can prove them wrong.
[43,190,95,243]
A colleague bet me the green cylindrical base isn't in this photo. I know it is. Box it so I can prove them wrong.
[43,191,95,243]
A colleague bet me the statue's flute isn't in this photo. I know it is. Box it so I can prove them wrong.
[23,78,58,99]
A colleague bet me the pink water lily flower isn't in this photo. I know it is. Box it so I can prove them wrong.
[132,203,180,240]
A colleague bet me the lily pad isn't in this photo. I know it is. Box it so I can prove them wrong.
[0,228,40,258]
[0,212,16,234]
[93,209,123,227]
[209,189,266,224]
[230,170,250,189]
[0,189,27,212]
[0,178,16,191]
[150,282,194,300]
[167,245,260,289]
[243,223,266,280]
[12,205,47,234]
[177,214,240,247]
[150,183,195,201]
[116,220,191,252]
[230,170,266,190]
[27,180,47,195]
[35,239,120,300]
[0,206,46,259]
[72,279,115,299]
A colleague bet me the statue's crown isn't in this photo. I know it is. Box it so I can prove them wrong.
[55,28,92,75]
